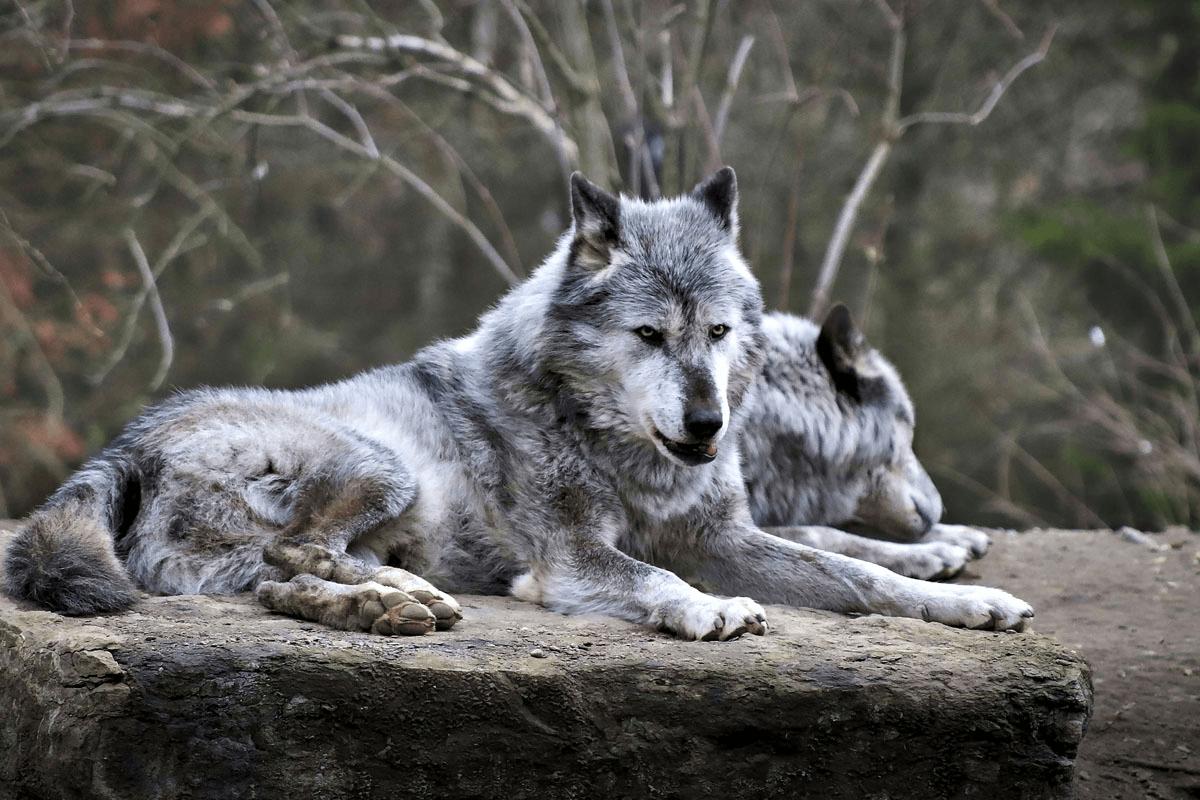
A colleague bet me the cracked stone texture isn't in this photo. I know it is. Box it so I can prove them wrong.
[0,527,1092,800]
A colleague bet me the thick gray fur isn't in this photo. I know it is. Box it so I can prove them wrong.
[3,168,1032,639]
[741,309,994,580]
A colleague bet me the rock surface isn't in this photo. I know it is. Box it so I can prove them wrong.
[0,528,1092,800]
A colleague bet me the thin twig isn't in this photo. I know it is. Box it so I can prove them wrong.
[713,35,755,148]
[979,0,1024,40]
[231,108,519,285]
[124,229,174,391]
[0,261,66,420]
[896,26,1056,132]
[91,209,213,385]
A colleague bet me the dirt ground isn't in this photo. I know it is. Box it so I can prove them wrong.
[961,528,1200,800]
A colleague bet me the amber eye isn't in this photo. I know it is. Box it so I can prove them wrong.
[635,325,663,344]
[709,324,729,340]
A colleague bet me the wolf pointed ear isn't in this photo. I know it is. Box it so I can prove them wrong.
[569,171,621,268]
[816,303,869,401]
[691,166,738,236]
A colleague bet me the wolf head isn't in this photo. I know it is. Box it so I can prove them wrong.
[742,307,943,539]
[814,305,944,537]
[542,168,765,468]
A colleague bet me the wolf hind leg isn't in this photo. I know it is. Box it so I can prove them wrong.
[263,542,462,630]
[251,431,462,630]
[256,574,437,635]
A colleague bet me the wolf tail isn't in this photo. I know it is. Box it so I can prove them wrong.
[3,452,140,615]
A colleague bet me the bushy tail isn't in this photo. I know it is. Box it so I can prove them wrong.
[3,456,139,615]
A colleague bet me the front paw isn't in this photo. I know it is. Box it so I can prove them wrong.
[887,542,970,581]
[657,596,768,641]
[923,524,991,559]
[919,584,1034,631]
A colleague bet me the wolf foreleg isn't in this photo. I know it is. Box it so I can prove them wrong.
[921,524,991,558]
[765,525,970,581]
[511,537,767,641]
[689,526,1033,631]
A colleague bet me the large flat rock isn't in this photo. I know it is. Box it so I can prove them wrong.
[0,527,1092,800]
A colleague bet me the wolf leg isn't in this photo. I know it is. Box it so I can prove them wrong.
[262,542,461,630]
[685,525,1033,631]
[248,432,461,630]
[921,524,991,558]
[256,574,437,635]
[765,525,970,580]
[511,538,766,641]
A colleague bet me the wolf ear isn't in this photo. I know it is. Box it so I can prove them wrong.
[569,172,620,268]
[816,303,869,401]
[691,166,738,236]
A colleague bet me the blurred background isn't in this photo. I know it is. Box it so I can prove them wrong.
[0,1,1196,531]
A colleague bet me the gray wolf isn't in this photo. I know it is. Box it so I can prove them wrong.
[3,168,1033,640]
[743,308,993,581]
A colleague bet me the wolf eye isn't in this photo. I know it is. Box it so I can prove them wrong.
[635,325,663,344]
[709,324,729,340]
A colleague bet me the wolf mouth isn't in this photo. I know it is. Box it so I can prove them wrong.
[653,429,718,466]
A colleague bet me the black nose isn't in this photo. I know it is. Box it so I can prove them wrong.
[683,407,723,441]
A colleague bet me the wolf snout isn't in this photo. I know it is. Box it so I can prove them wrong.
[683,406,724,441]
[912,495,941,533]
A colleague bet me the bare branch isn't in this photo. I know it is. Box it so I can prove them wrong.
[979,0,1025,40]
[318,88,379,158]
[690,85,721,173]
[712,35,755,147]
[896,26,1055,132]
[599,0,638,118]
[124,229,174,391]
[333,32,578,165]
[808,140,893,317]
[0,208,103,337]
[91,209,214,386]
[498,0,573,179]
[809,17,1055,317]
[808,12,904,318]
[871,0,902,31]
[231,108,519,285]
[0,265,65,421]
[510,0,595,99]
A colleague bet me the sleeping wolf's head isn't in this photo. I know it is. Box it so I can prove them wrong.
[543,167,764,468]
[813,306,944,538]
[742,307,944,540]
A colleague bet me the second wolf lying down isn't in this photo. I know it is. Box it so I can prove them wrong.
[4,168,1033,640]
[743,307,993,581]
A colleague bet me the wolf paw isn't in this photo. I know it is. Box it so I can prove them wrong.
[922,524,991,559]
[353,582,437,636]
[372,567,463,631]
[658,596,768,641]
[256,578,436,635]
[918,585,1034,632]
[888,542,970,581]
